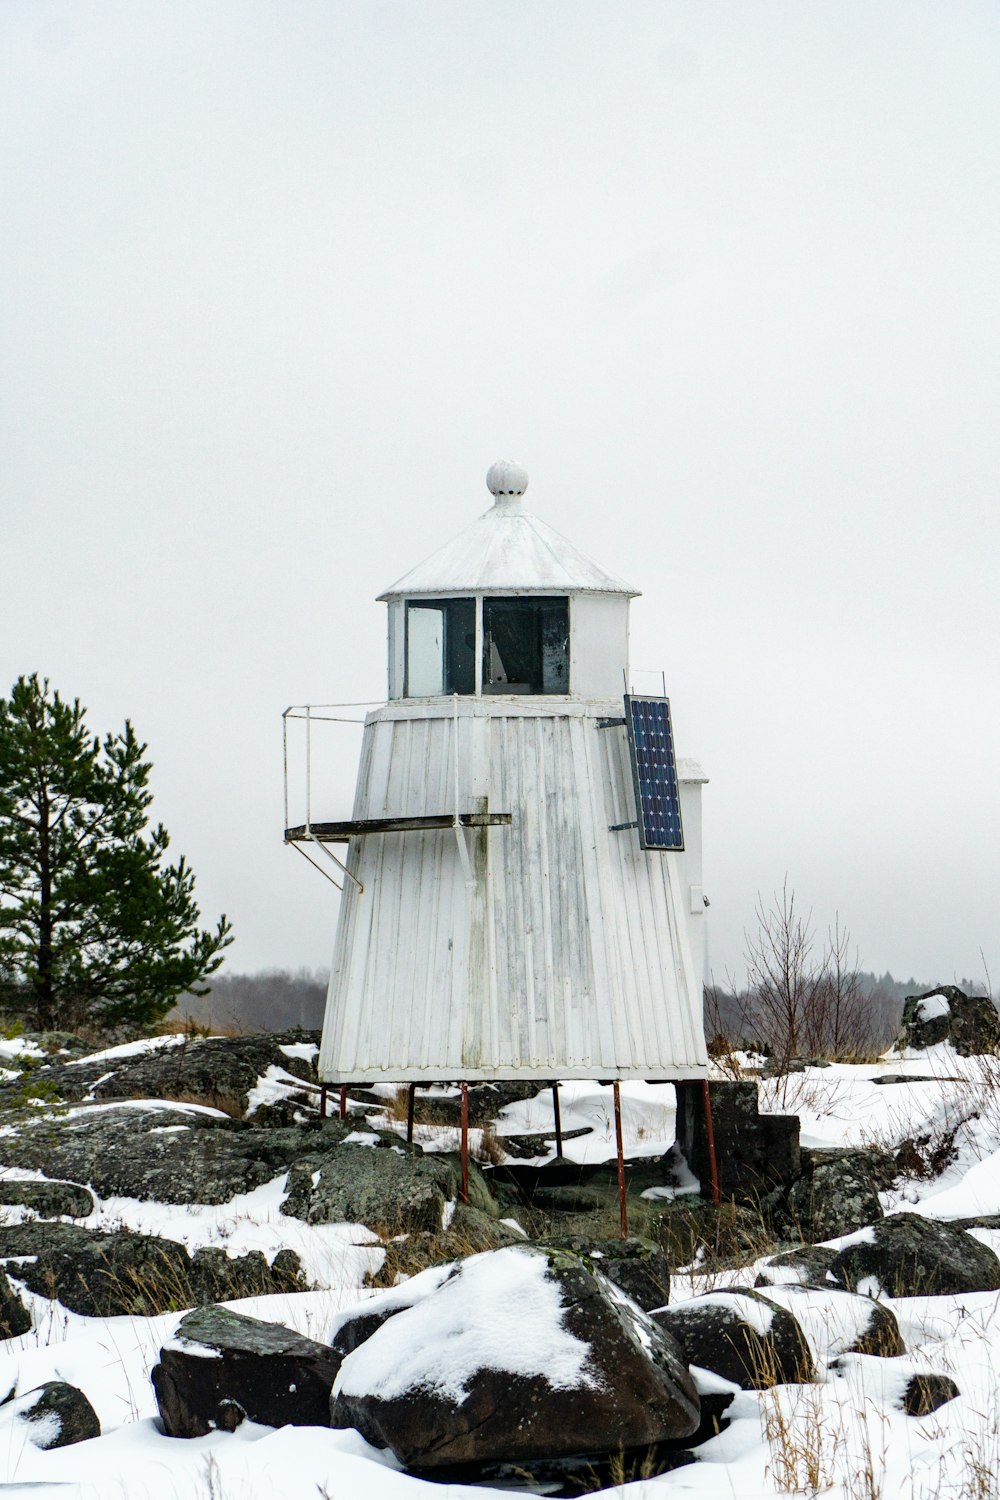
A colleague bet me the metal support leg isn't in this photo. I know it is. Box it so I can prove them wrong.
[319,1085,327,1120]
[339,1086,348,1122]
[613,1080,628,1239]
[701,1079,721,1205]
[460,1082,469,1205]
[406,1083,416,1145]
[552,1083,564,1157]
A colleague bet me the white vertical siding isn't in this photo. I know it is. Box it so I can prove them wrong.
[319,699,709,1082]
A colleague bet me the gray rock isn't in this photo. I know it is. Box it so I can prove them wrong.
[539,1235,670,1312]
[0,1223,307,1316]
[330,1246,700,1471]
[785,1151,891,1241]
[755,1245,839,1289]
[831,1213,1000,1297]
[0,1381,100,1448]
[897,986,1000,1057]
[152,1305,342,1437]
[652,1288,814,1389]
[0,1179,95,1219]
[283,1144,495,1235]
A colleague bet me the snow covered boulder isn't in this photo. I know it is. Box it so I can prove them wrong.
[0,1382,100,1449]
[897,986,1000,1056]
[651,1288,814,1389]
[754,1284,905,1362]
[831,1212,1000,1297]
[152,1305,343,1437]
[330,1245,699,1471]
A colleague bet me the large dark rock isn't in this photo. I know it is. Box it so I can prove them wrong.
[331,1246,700,1471]
[330,1261,459,1358]
[0,1382,100,1448]
[538,1235,670,1312]
[0,1223,306,1316]
[0,1179,95,1219]
[0,1271,32,1337]
[674,1080,800,1201]
[283,1145,495,1235]
[897,986,1000,1056]
[652,1288,814,1389]
[831,1213,1000,1298]
[783,1150,893,1241]
[152,1305,342,1437]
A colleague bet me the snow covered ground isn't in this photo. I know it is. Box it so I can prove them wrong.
[4,1037,1000,1496]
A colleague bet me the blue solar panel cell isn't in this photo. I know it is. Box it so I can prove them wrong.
[624,695,685,851]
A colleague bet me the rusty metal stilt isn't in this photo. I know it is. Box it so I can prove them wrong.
[701,1079,721,1205]
[339,1085,347,1121]
[552,1083,564,1157]
[319,1085,327,1119]
[460,1082,469,1205]
[613,1080,628,1239]
[406,1083,416,1145]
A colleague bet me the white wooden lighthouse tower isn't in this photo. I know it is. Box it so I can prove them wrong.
[297,461,710,1092]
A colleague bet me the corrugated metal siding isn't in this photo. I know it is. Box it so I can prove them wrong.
[319,701,708,1082]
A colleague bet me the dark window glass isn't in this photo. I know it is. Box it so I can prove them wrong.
[483,597,569,695]
[405,598,476,695]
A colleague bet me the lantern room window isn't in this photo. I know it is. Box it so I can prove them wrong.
[405,598,476,696]
[483,596,569,695]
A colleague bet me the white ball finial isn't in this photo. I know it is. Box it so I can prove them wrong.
[486,459,529,499]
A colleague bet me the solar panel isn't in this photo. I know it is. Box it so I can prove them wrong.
[624,695,685,851]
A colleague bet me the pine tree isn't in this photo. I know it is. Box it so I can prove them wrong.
[0,675,232,1033]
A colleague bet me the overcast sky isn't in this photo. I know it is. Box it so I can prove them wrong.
[3,1,998,991]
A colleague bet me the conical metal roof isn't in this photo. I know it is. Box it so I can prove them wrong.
[378,461,639,601]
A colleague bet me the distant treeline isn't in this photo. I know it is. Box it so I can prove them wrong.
[173,965,988,1045]
[172,969,328,1033]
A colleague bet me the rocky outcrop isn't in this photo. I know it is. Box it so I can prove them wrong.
[831,1213,1000,1298]
[0,1223,306,1316]
[651,1288,813,1389]
[152,1305,342,1436]
[897,986,1000,1056]
[0,1179,95,1218]
[330,1246,700,1471]
[92,1035,316,1114]
[0,1382,100,1449]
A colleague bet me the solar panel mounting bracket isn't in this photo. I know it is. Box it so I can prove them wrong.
[608,820,639,832]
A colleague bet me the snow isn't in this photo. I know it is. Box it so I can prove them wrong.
[681,1292,775,1337]
[916,993,952,1023]
[335,1247,598,1404]
[9,1044,1000,1495]
[65,1034,189,1067]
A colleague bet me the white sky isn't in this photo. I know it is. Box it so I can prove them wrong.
[2,1,998,990]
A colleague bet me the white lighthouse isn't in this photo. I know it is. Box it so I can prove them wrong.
[300,461,709,1087]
